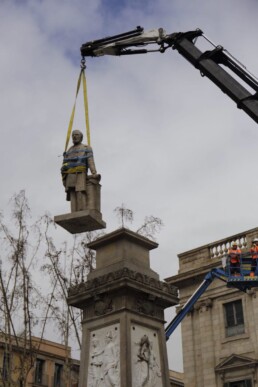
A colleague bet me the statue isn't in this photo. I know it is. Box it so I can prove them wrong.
[61,130,99,212]
[55,129,105,233]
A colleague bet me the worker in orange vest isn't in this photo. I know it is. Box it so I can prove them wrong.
[250,238,258,277]
[228,242,241,275]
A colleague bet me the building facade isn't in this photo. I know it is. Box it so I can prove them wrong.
[0,336,79,387]
[166,226,258,387]
[169,370,184,386]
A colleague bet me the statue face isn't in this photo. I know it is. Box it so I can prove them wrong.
[72,130,83,145]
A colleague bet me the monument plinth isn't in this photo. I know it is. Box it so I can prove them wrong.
[54,176,106,233]
[68,228,178,386]
[54,176,106,234]
[54,209,106,234]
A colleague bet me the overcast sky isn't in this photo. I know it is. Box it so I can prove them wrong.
[1,0,258,372]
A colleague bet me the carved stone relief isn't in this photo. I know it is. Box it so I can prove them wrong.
[131,324,163,387]
[94,296,113,316]
[87,324,120,387]
[136,298,155,316]
[68,267,178,298]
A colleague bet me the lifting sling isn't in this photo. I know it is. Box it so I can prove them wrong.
[64,58,91,152]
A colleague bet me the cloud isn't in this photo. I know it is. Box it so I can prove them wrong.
[1,0,258,372]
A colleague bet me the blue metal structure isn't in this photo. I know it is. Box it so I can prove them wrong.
[165,257,258,341]
[225,252,258,291]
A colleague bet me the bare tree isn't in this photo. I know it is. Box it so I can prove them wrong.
[0,192,102,387]
[41,217,95,344]
[136,216,164,241]
[114,204,163,240]
[114,203,134,228]
[39,214,105,381]
[0,191,48,387]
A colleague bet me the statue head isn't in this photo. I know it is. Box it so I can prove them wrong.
[72,130,83,145]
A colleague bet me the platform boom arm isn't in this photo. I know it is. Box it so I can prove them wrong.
[165,268,228,341]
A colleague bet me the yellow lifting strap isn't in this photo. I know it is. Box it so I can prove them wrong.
[64,63,91,152]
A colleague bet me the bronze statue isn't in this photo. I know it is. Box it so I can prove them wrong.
[62,130,99,212]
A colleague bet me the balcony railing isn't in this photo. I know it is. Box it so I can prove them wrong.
[209,234,247,259]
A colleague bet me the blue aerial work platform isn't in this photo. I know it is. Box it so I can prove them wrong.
[165,254,258,341]
[225,252,258,290]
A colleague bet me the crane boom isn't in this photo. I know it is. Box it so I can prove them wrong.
[81,27,258,123]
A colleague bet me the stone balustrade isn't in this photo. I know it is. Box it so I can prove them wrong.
[176,226,258,274]
[209,235,247,259]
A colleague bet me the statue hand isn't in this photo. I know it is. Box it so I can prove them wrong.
[91,173,101,181]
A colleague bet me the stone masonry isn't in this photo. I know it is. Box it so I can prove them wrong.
[166,226,258,387]
[68,227,179,387]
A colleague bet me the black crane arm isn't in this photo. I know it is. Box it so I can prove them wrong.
[81,27,258,124]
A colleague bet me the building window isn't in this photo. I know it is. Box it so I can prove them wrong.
[53,364,63,387]
[223,379,252,387]
[35,359,45,385]
[224,300,244,337]
[2,352,10,380]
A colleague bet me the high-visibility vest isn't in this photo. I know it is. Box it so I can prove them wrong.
[228,248,241,263]
[250,245,258,260]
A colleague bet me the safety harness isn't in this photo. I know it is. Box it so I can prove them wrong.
[61,148,93,175]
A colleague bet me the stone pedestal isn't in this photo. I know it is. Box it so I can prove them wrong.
[54,209,106,234]
[54,177,106,234]
[67,228,178,386]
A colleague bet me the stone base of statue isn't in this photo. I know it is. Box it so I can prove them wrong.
[54,175,106,234]
[54,209,106,234]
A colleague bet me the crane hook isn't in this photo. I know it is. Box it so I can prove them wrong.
[81,57,86,70]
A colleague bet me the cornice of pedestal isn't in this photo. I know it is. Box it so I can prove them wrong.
[67,266,178,309]
[87,227,158,251]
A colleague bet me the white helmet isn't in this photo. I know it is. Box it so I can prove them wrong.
[231,241,237,247]
[252,238,258,243]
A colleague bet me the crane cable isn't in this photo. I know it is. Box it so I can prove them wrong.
[64,58,91,152]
